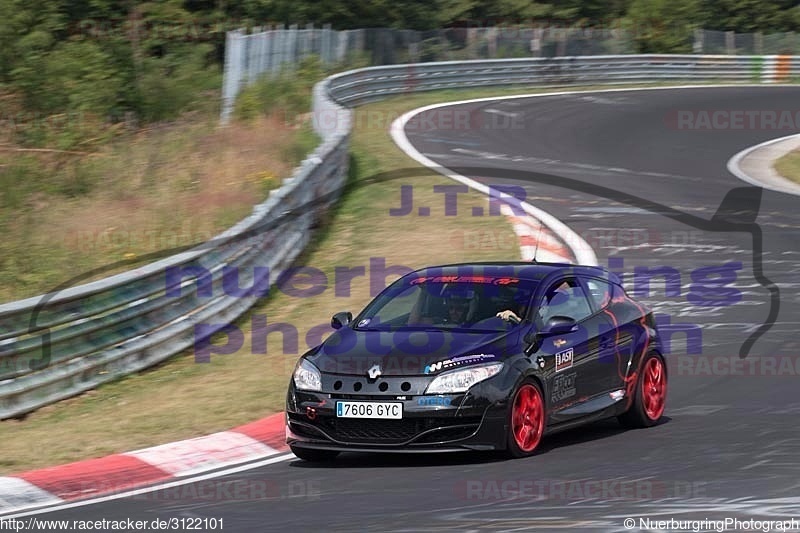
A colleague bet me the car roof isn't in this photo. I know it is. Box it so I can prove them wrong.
[411,261,618,283]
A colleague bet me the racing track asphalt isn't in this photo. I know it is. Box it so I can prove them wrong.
[24,87,800,531]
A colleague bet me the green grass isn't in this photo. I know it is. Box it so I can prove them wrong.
[774,148,800,185]
[0,113,309,302]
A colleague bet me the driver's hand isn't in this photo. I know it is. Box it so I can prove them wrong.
[496,310,521,324]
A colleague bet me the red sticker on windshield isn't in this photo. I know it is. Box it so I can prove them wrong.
[410,276,519,285]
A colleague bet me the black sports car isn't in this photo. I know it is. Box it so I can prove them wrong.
[286,261,667,461]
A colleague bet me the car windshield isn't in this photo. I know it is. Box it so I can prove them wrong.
[354,273,538,332]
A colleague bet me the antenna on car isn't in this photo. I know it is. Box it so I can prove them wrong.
[531,218,544,263]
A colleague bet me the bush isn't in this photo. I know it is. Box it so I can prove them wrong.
[10,37,221,143]
[233,55,324,122]
[11,38,123,117]
[136,43,222,122]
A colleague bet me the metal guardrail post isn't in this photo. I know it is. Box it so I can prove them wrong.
[220,30,244,124]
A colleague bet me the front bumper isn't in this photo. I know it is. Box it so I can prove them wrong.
[285,377,508,451]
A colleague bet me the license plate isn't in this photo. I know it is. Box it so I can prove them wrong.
[336,401,403,419]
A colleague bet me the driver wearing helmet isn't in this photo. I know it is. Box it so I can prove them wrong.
[444,293,472,324]
[408,284,477,325]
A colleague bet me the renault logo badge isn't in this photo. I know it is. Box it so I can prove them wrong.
[367,364,382,379]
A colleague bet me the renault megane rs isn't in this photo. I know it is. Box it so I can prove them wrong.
[286,262,667,461]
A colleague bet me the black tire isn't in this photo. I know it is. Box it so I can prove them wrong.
[290,445,340,462]
[506,379,546,458]
[618,352,667,429]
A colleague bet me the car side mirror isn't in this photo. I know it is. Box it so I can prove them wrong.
[331,311,353,329]
[524,316,576,356]
[542,316,577,336]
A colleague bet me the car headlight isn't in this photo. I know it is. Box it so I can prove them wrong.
[425,362,504,394]
[293,359,322,392]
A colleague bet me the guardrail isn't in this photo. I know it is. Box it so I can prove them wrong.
[1,54,796,419]
[325,55,796,107]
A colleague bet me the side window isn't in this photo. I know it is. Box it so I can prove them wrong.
[612,283,628,302]
[537,278,594,324]
[585,278,613,309]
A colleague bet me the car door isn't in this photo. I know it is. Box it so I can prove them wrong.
[532,277,604,422]
[581,276,635,394]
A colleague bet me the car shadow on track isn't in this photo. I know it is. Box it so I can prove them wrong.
[536,416,673,455]
[289,416,672,469]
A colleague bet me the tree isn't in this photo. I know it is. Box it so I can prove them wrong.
[698,0,787,33]
[625,0,700,52]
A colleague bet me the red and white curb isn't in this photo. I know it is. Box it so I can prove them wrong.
[727,132,800,197]
[499,204,574,263]
[0,413,287,515]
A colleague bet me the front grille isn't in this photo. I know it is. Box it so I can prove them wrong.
[324,418,418,442]
[318,416,482,444]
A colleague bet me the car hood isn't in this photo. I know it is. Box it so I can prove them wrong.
[306,328,520,376]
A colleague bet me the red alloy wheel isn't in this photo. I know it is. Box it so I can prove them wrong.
[641,356,666,421]
[511,383,544,452]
